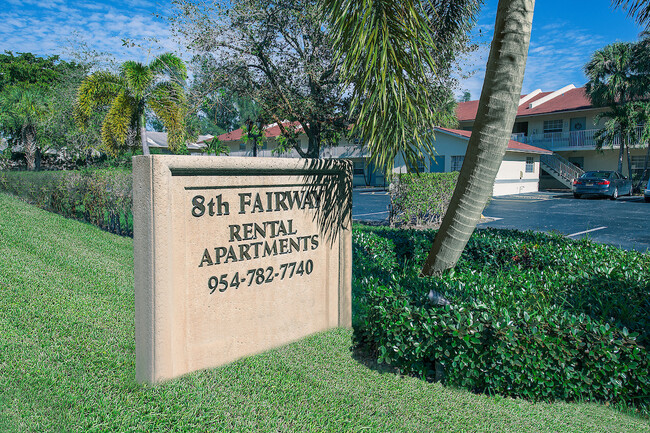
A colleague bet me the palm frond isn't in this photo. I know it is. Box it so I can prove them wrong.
[323,0,456,173]
[148,81,187,152]
[149,52,188,83]
[101,91,137,155]
[120,61,153,99]
[75,71,125,126]
[613,0,650,28]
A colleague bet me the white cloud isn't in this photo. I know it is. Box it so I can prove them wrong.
[0,0,181,64]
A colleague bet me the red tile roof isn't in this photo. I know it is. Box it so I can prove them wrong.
[456,87,593,122]
[217,121,304,142]
[435,127,552,155]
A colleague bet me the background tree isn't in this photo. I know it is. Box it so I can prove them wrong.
[0,52,86,170]
[171,0,349,158]
[325,0,534,274]
[76,53,188,156]
[585,39,650,186]
[0,86,47,170]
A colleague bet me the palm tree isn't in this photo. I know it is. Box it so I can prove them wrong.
[0,86,47,170]
[76,53,188,156]
[613,0,650,28]
[324,0,535,274]
[584,42,638,175]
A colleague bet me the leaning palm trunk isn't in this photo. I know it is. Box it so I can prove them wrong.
[422,0,535,275]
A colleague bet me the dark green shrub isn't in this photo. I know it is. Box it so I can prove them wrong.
[389,172,458,227]
[352,224,650,413]
[0,169,133,236]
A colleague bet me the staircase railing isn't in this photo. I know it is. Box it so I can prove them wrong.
[540,153,584,184]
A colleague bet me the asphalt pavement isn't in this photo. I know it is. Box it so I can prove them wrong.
[352,188,650,252]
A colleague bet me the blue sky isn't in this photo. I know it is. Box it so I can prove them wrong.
[0,0,643,98]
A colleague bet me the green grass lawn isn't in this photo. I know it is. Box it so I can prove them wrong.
[0,192,648,432]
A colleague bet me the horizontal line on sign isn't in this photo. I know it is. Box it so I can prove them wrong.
[566,226,607,237]
[184,183,327,190]
[171,168,344,177]
[353,211,389,217]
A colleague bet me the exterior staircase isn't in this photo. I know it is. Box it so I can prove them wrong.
[540,153,584,188]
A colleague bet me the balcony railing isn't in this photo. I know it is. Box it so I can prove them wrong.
[511,125,648,151]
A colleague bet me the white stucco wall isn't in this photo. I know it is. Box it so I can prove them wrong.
[392,132,542,196]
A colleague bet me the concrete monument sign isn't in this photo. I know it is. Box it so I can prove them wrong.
[133,156,352,383]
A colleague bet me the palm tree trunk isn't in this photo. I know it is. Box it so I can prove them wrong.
[23,125,37,171]
[421,0,535,275]
[617,138,624,174]
[140,113,150,156]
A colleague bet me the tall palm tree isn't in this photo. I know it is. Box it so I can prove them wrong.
[0,86,47,170]
[325,0,535,274]
[76,53,188,156]
[584,42,638,175]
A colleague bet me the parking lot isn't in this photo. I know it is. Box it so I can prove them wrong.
[352,189,650,253]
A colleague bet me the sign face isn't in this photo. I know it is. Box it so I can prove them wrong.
[133,156,352,383]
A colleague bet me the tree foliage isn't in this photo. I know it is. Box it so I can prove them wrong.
[76,53,189,155]
[585,38,650,182]
[0,52,89,170]
[171,0,349,158]
[613,0,650,29]
[322,0,481,172]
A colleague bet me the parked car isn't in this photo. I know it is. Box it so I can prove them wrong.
[644,178,650,202]
[572,171,633,199]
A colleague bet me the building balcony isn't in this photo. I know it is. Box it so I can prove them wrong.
[512,126,648,151]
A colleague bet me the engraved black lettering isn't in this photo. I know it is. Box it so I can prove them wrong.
[254,222,266,239]
[214,247,227,264]
[266,192,273,212]
[207,198,215,216]
[239,193,252,214]
[215,194,230,215]
[311,234,319,249]
[289,237,300,253]
[252,194,264,213]
[277,220,288,237]
[287,219,297,235]
[199,249,213,267]
[242,223,254,240]
[279,238,289,254]
[250,241,263,258]
[266,220,279,238]
[274,191,288,211]
[225,246,238,263]
[285,190,304,210]
[229,224,242,242]
[264,240,278,257]
[192,195,205,217]
[238,244,252,261]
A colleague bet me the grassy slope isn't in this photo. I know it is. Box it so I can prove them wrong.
[0,192,647,432]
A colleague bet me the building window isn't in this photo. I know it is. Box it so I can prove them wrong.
[353,161,365,175]
[630,155,647,179]
[543,119,563,134]
[451,155,464,172]
[417,158,425,173]
[239,141,246,151]
[525,156,534,173]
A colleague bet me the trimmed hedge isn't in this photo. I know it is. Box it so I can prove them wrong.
[0,169,133,236]
[389,172,458,227]
[352,225,650,412]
